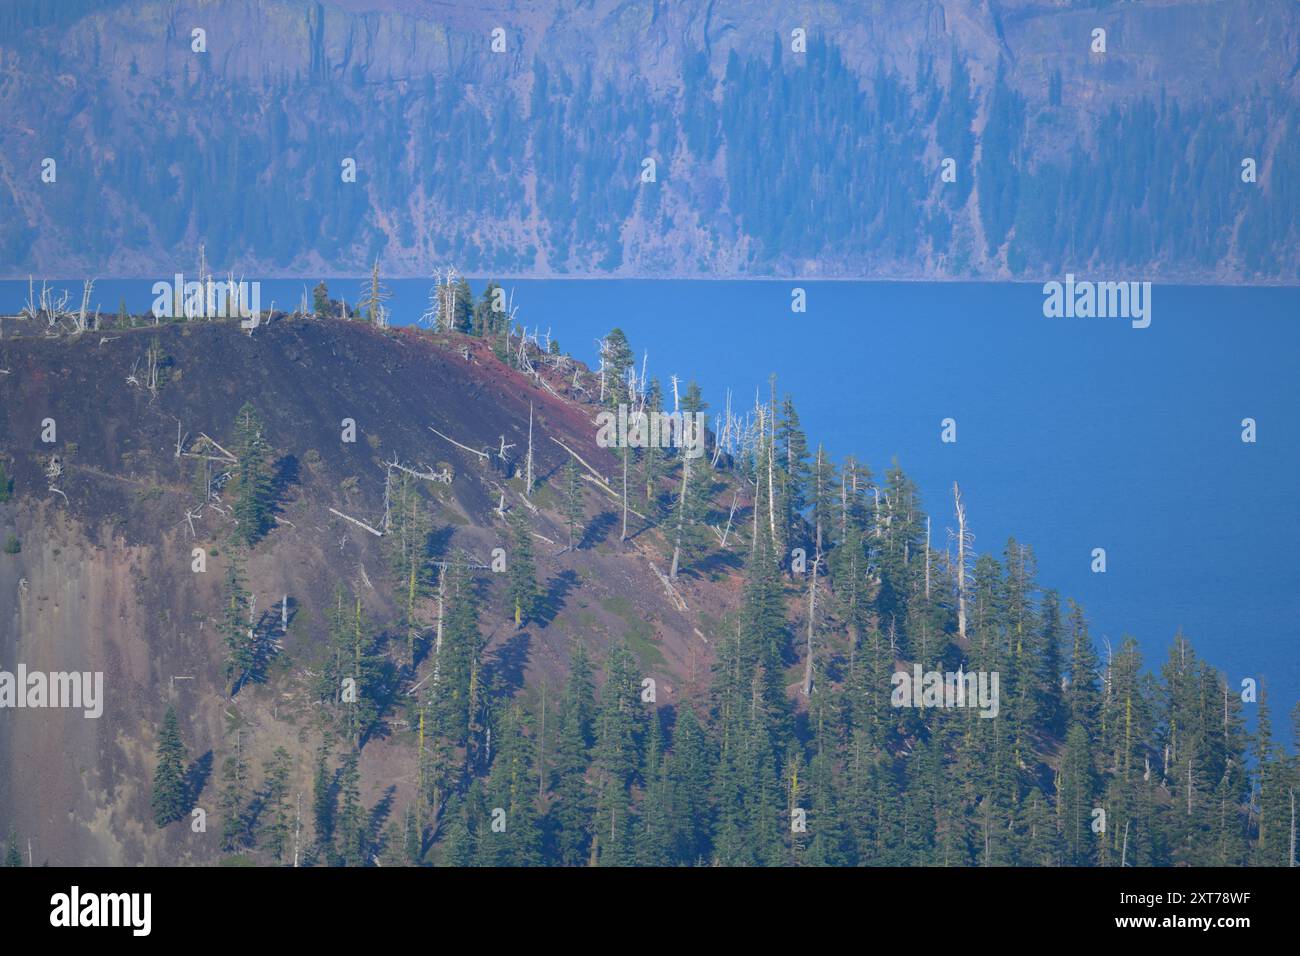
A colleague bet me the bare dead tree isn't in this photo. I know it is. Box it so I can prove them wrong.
[951,486,972,642]
[421,266,458,330]
[750,404,764,556]
[766,379,778,548]
[358,258,392,328]
[593,337,608,403]
[145,337,163,399]
[802,444,828,697]
[21,275,37,322]
[951,482,972,641]
[429,426,489,461]
[925,515,932,601]
[329,507,383,537]
[669,451,691,580]
[710,489,740,548]
[74,278,95,334]
[803,543,820,698]
[384,455,451,485]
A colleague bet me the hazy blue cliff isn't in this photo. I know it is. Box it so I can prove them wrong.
[0,0,1296,280]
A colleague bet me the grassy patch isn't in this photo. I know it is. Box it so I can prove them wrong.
[600,596,665,668]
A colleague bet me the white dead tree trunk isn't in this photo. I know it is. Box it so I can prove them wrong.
[803,546,820,698]
[925,515,932,600]
[750,404,764,555]
[145,339,162,398]
[22,275,36,322]
[74,279,94,333]
[429,426,489,461]
[360,258,391,328]
[953,482,970,641]
[767,389,777,549]
[669,453,691,579]
[711,490,739,547]
[594,338,608,404]
[329,507,383,537]
[802,446,828,697]
[434,564,446,682]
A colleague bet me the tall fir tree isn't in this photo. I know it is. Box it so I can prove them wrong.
[151,706,189,827]
[231,402,274,546]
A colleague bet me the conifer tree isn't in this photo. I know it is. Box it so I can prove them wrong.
[452,277,474,332]
[775,394,811,554]
[384,472,432,664]
[668,704,716,862]
[635,711,674,866]
[218,747,249,852]
[484,701,542,865]
[1064,600,1101,731]
[311,739,335,858]
[336,751,366,866]
[219,557,255,696]
[1252,683,1290,866]
[474,282,504,336]
[668,437,716,579]
[641,377,667,512]
[5,829,22,867]
[592,642,643,865]
[600,328,634,406]
[439,555,483,745]
[261,747,293,862]
[231,402,273,546]
[506,507,539,628]
[549,641,596,866]
[562,457,583,550]
[312,280,330,319]
[151,706,190,827]
[1059,722,1098,865]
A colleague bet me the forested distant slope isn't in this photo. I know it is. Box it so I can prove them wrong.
[0,0,1295,280]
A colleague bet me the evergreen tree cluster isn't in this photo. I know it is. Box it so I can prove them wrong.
[198,367,1297,865]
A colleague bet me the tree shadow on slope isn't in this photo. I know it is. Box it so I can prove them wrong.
[486,631,532,694]
[267,454,300,527]
[183,750,214,812]
[579,510,617,550]
[535,568,579,627]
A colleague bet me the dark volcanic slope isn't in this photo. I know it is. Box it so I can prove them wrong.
[0,318,721,864]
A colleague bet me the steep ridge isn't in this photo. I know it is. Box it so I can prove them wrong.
[0,316,724,863]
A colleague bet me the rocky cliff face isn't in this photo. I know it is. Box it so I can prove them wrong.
[0,0,1295,281]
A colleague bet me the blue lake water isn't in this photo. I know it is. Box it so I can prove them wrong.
[5,277,1298,726]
